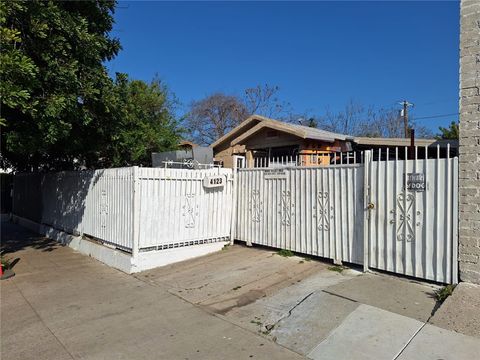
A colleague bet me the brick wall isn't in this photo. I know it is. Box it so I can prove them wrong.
[459,0,480,283]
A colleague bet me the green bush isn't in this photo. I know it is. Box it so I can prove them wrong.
[435,284,456,303]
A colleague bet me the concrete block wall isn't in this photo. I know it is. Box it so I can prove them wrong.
[459,0,480,283]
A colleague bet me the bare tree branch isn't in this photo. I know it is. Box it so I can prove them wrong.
[184,84,291,145]
[243,84,291,119]
[316,100,433,138]
[183,93,248,146]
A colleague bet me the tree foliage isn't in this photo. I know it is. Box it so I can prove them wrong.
[0,0,179,171]
[104,75,181,167]
[436,121,459,140]
[1,0,121,170]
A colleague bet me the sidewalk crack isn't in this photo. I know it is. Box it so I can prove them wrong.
[392,322,426,360]
[265,291,315,331]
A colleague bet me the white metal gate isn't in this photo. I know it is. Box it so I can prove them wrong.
[234,149,459,284]
[235,165,365,265]
[366,149,458,284]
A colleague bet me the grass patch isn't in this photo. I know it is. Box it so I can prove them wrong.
[298,260,304,264]
[328,265,344,273]
[435,284,456,303]
[222,244,231,251]
[1,257,11,269]
[250,320,262,326]
[232,286,242,291]
[276,249,294,257]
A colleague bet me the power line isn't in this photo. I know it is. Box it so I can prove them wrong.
[414,98,458,107]
[413,112,459,120]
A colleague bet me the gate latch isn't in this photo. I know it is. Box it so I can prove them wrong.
[367,203,375,210]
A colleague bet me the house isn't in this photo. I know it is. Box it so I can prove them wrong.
[211,115,354,168]
[211,115,459,167]
[178,140,198,150]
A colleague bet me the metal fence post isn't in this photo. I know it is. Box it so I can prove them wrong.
[229,156,240,245]
[79,172,85,237]
[132,166,140,258]
[11,175,16,218]
[363,150,372,273]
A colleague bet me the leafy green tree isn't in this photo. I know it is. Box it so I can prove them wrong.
[0,0,121,171]
[436,121,459,140]
[0,2,38,127]
[104,75,181,167]
[1,1,180,171]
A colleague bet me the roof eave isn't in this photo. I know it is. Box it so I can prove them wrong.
[210,115,265,148]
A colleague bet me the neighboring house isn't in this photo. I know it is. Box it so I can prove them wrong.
[211,115,459,168]
[178,140,198,150]
[211,115,354,168]
[353,137,459,159]
[152,140,213,168]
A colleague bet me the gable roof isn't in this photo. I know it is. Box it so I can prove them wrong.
[211,115,353,148]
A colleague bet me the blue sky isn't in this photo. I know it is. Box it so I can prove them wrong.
[108,1,460,132]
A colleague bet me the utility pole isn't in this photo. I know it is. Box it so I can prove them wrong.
[399,100,414,138]
[409,128,415,160]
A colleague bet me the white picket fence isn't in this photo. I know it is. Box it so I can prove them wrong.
[13,167,233,254]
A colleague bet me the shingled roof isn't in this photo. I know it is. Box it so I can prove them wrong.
[211,115,353,148]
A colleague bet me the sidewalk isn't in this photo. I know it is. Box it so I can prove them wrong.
[2,220,480,360]
[430,282,480,338]
[264,267,480,360]
[1,222,301,360]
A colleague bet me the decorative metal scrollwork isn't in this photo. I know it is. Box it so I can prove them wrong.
[100,189,108,228]
[313,191,333,231]
[278,190,295,226]
[249,190,262,223]
[183,158,201,169]
[183,158,195,168]
[390,192,421,242]
[182,194,199,228]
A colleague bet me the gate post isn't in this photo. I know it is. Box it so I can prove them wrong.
[132,166,140,258]
[363,150,372,273]
[229,156,241,245]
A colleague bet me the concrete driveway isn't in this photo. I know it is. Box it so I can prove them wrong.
[2,221,480,359]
